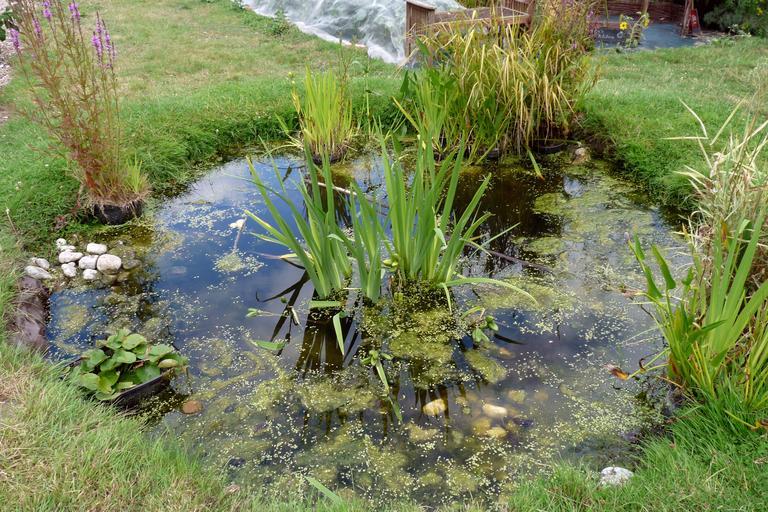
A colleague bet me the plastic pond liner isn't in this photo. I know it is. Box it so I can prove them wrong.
[46,151,687,506]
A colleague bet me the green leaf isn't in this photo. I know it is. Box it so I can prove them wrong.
[99,370,120,388]
[114,380,136,391]
[135,364,162,383]
[332,312,345,356]
[308,300,342,309]
[123,333,148,350]
[112,349,137,365]
[94,391,120,401]
[147,344,175,362]
[78,373,101,391]
[81,349,108,370]
[251,339,287,351]
[652,246,677,291]
[305,476,343,505]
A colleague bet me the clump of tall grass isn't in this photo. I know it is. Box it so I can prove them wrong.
[632,108,768,431]
[280,66,357,163]
[399,4,597,160]
[246,150,352,300]
[674,105,768,290]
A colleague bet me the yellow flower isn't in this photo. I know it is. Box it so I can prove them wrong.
[619,21,629,30]
[643,18,650,27]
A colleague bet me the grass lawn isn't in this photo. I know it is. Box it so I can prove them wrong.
[582,36,768,203]
[1,1,768,510]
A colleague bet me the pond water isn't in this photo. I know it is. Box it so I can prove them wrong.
[47,151,684,506]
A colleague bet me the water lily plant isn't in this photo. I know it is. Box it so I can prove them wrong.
[68,329,187,401]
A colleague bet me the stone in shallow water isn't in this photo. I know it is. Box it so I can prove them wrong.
[96,254,122,274]
[78,255,98,270]
[181,399,204,415]
[25,266,52,280]
[599,467,633,486]
[58,251,83,264]
[86,243,108,255]
[29,257,50,270]
[482,403,508,419]
[507,389,527,404]
[484,426,507,439]
[422,398,447,416]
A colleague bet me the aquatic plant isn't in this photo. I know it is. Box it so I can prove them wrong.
[631,211,768,430]
[281,65,357,163]
[10,0,149,211]
[247,151,352,300]
[400,4,597,159]
[67,329,187,401]
[345,181,386,302]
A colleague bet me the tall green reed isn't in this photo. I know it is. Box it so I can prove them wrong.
[631,211,768,429]
[280,65,357,163]
[246,150,352,300]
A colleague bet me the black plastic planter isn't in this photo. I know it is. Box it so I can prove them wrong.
[93,200,144,225]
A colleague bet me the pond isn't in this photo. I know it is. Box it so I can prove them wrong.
[47,150,684,506]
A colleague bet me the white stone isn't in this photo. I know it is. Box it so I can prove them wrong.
[96,254,122,274]
[78,255,98,270]
[25,266,52,280]
[599,467,634,487]
[82,269,99,281]
[62,263,77,278]
[422,399,447,416]
[86,243,108,255]
[58,251,83,264]
[482,404,508,419]
[29,257,50,270]
[57,245,77,253]
[55,238,68,247]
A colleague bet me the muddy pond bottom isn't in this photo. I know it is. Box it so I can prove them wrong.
[47,153,683,506]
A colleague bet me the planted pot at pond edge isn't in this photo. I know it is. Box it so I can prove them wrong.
[64,329,188,409]
[66,356,174,409]
[530,139,568,155]
[93,200,144,225]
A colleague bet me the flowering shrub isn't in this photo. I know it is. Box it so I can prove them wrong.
[10,0,148,211]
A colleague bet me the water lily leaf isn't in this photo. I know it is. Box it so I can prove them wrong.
[99,370,120,388]
[135,364,162,383]
[82,349,107,370]
[115,380,136,391]
[112,349,137,365]
[78,373,101,391]
[147,344,175,362]
[122,333,148,350]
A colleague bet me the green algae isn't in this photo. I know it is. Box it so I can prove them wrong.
[465,350,507,384]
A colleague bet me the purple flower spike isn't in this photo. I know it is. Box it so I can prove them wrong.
[69,2,81,21]
[92,32,103,62]
[42,1,52,20]
[9,28,20,51]
[34,17,43,36]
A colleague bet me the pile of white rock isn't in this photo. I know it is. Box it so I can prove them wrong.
[25,239,140,282]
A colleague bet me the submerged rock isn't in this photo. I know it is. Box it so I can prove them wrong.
[599,466,633,486]
[122,259,141,271]
[86,243,108,255]
[96,254,122,274]
[484,426,507,439]
[507,389,527,404]
[422,398,447,416]
[25,266,52,280]
[182,400,204,415]
[481,404,508,419]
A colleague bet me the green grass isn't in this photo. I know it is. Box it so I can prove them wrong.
[582,36,768,203]
[1,0,768,509]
